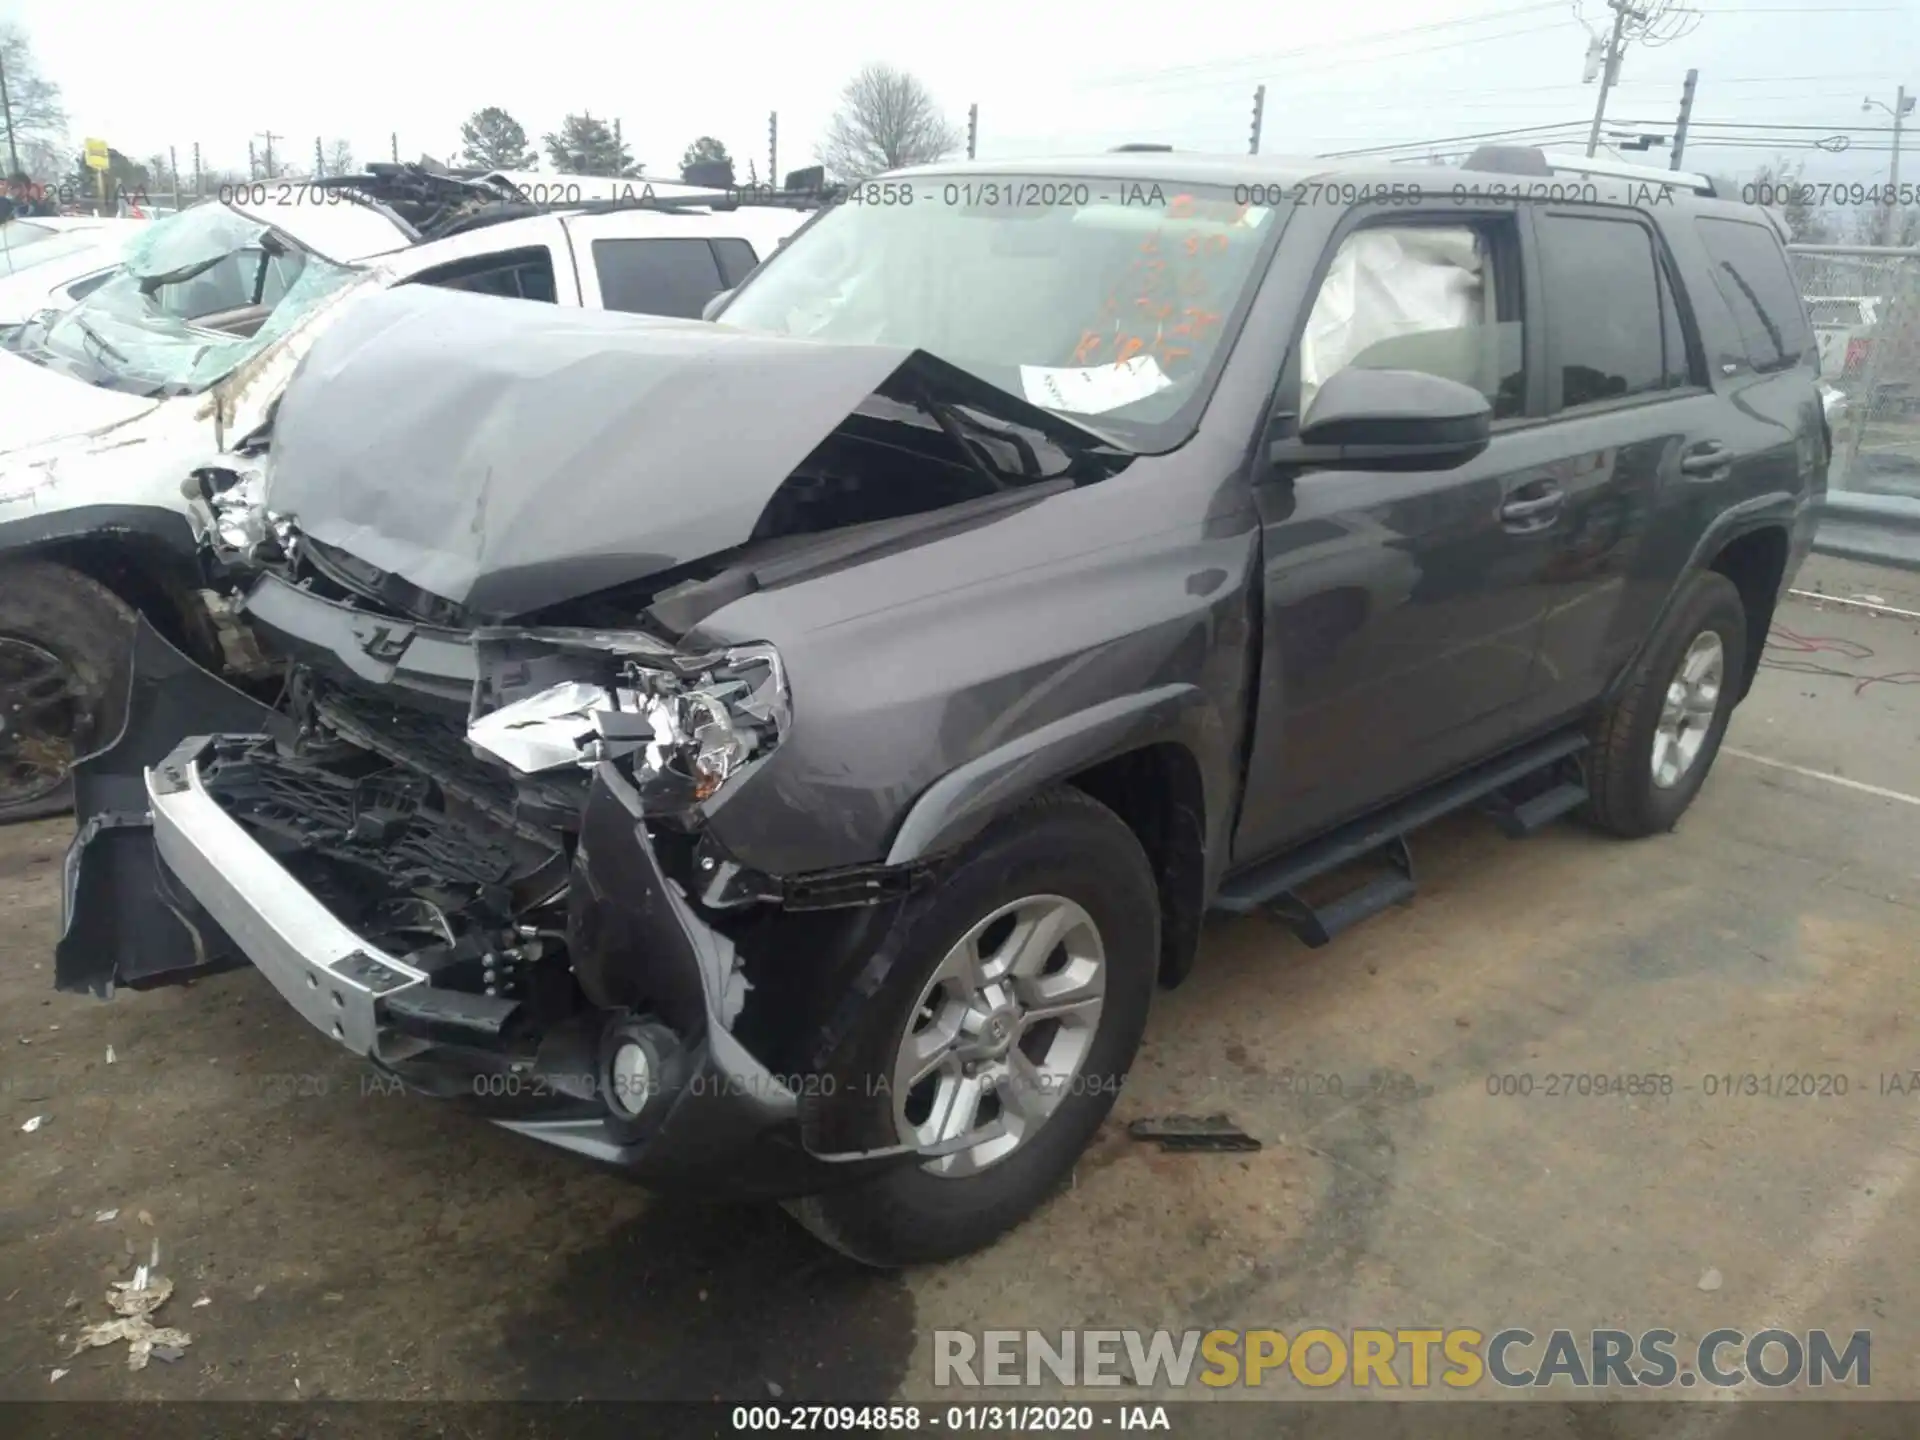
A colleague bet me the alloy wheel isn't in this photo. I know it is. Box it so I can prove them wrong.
[891,894,1107,1178]
[1650,630,1724,789]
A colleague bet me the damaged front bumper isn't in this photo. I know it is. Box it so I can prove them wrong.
[56,624,929,1199]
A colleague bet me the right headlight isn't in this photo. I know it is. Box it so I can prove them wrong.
[466,629,789,814]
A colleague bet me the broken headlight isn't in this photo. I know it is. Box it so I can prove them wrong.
[466,630,789,812]
[194,465,296,567]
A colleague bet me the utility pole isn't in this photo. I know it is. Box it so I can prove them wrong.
[169,144,180,210]
[193,142,201,199]
[313,136,323,177]
[391,131,399,163]
[248,140,257,180]
[1250,85,1265,156]
[967,103,978,160]
[1670,68,1698,169]
[0,48,18,175]
[1864,85,1914,243]
[256,129,281,179]
[1585,0,1631,157]
[769,112,778,189]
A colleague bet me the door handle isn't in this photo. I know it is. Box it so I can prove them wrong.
[1680,444,1733,475]
[1499,486,1563,529]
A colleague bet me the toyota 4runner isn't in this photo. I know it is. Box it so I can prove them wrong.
[56,145,1825,1267]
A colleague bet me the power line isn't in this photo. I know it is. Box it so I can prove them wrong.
[1680,5,1906,11]
[1636,120,1903,132]
[1087,3,1568,88]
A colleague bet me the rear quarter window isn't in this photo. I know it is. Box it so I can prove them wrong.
[590,237,725,318]
[1694,217,1814,373]
[712,237,759,289]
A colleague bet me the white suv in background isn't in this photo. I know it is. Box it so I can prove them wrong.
[0,216,149,325]
[0,166,825,820]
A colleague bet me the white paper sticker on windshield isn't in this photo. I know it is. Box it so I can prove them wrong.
[1020,356,1174,415]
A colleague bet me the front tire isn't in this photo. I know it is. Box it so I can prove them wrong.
[0,562,136,824]
[786,788,1160,1267]
[1583,569,1748,838]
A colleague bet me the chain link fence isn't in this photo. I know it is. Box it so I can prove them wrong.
[1790,245,1920,494]
[1790,244,1920,571]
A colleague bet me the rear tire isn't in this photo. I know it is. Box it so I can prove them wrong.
[1583,569,1747,838]
[0,561,136,824]
[784,788,1159,1268]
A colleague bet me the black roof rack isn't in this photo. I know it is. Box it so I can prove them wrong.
[304,162,843,243]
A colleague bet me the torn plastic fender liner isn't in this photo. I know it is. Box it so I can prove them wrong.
[559,763,956,1189]
[56,616,287,996]
[567,760,752,1034]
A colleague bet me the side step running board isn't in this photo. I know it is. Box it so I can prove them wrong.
[1482,778,1589,838]
[1267,836,1415,948]
[1213,729,1589,947]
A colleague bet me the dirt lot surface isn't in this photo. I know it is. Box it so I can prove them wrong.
[3,556,1918,1425]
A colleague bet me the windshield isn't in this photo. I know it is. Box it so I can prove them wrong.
[718,176,1283,448]
[1,204,363,397]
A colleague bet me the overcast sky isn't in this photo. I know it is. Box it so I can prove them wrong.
[2,0,1915,187]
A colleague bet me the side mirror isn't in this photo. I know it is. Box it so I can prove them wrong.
[700,288,734,322]
[1270,367,1492,471]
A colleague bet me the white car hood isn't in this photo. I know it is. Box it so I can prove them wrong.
[0,348,161,452]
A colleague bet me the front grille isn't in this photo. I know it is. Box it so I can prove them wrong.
[312,678,520,815]
[198,735,527,890]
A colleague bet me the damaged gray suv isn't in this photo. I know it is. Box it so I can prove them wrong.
[58,147,1825,1266]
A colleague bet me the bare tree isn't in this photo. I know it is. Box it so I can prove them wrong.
[325,138,355,176]
[0,25,68,177]
[817,64,960,182]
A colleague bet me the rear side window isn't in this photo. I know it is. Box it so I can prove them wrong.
[712,237,759,289]
[408,246,557,303]
[591,238,725,318]
[1537,214,1668,410]
[1695,217,1814,373]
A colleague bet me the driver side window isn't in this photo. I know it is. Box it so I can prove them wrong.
[1299,219,1526,420]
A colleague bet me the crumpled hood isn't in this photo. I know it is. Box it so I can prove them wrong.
[0,347,162,457]
[265,284,1108,619]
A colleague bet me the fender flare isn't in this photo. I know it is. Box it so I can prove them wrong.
[1601,490,1801,709]
[883,682,1218,866]
[0,503,217,660]
[0,502,202,561]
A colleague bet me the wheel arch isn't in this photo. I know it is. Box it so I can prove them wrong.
[1604,497,1796,712]
[0,507,220,669]
[881,685,1223,988]
[1705,524,1789,702]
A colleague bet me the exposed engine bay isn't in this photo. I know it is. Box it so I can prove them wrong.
[53,281,1141,1182]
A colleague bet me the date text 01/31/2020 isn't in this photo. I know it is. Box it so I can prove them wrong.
[448,1068,1139,1104]
[729,1404,1171,1432]
[845,181,1179,208]
[1483,1072,1920,1098]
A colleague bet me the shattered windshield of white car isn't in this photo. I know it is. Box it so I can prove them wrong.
[1,204,362,397]
[718,178,1280,447]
